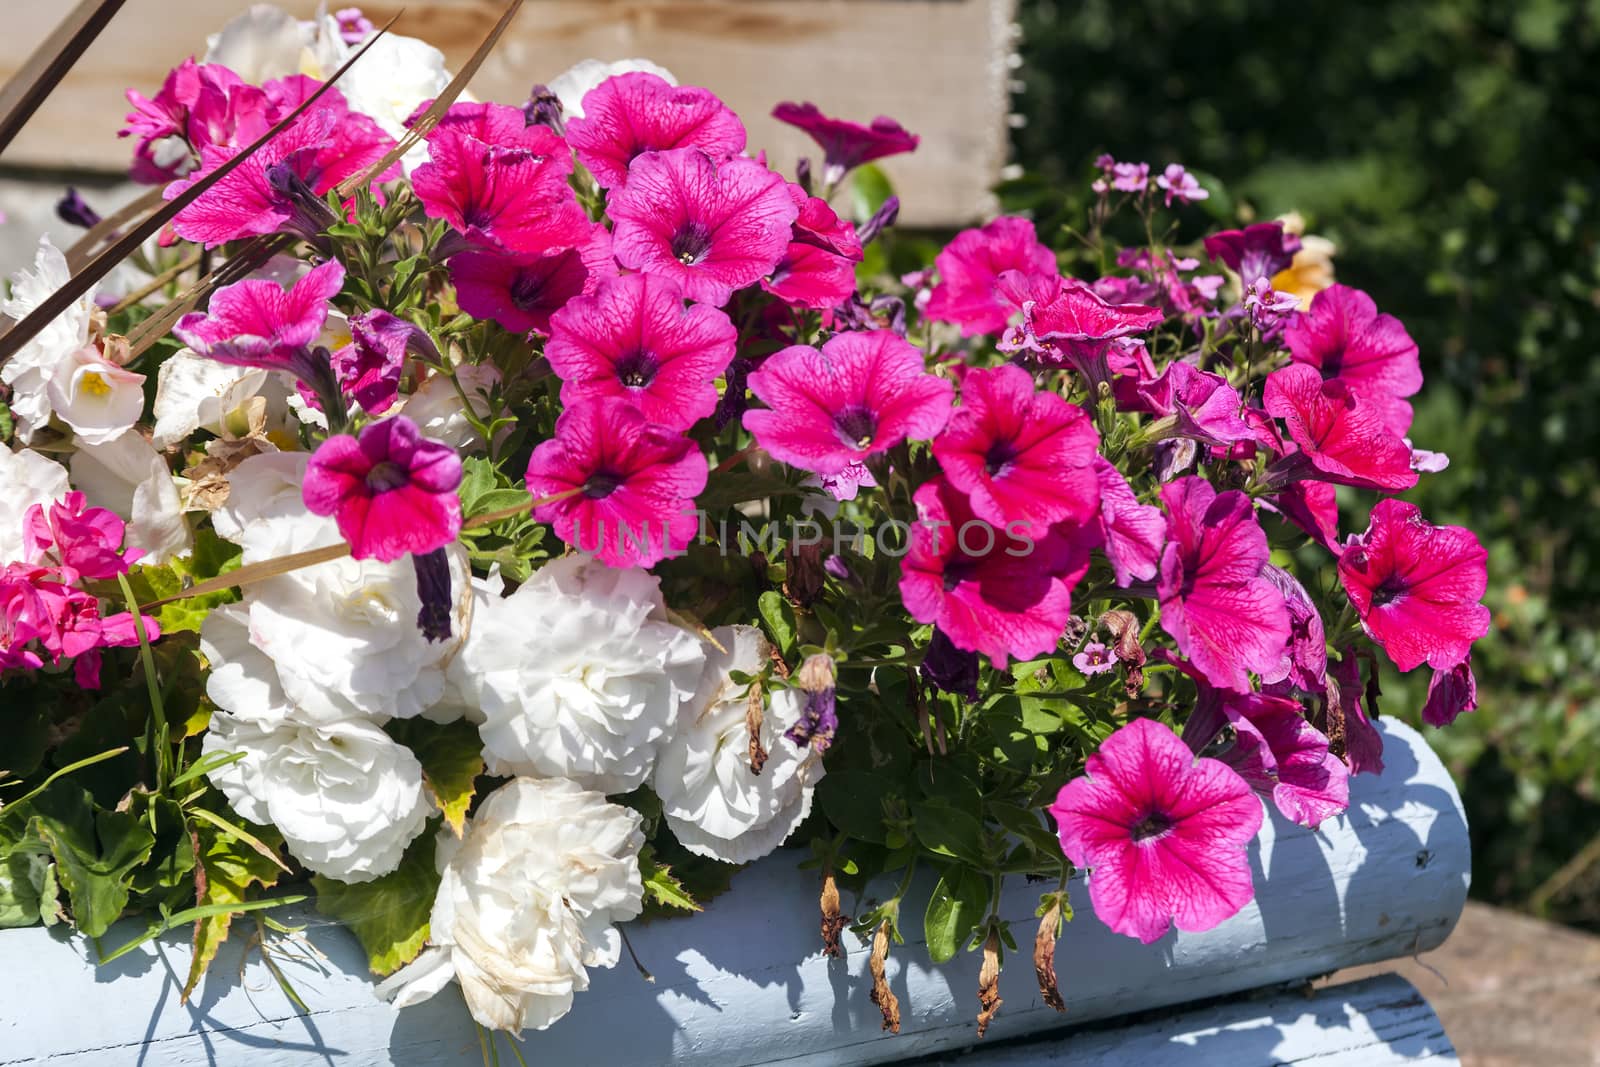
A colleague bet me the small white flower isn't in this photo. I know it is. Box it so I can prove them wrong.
[203,4,341,84]
[547,58,676,119]
[450,555,705,793]
[398,364,501,454]
[0,446,68,564]
[151,350,270,450]
[376,778,644,1032]
[46,346,145,446]
[2,238,96,443]
[337,33,452,172]
[70,430,191,564]
[209,450,315,561]
[654,625,825,863]
[203,711,432,882]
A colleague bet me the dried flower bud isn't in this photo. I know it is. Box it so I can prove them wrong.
[746,679,769,776]
[56,187,102,229]
[785,653,839,752]
[819,870,849,959]
[1034,899,1065,1013]
[785,539,826,607]
[1099,609,1147,695]
[868,919,901,1033]
[976,927,1003,1038]
[412,547,454,643]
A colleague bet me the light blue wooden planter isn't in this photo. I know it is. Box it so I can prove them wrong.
[0,720,1468,1066]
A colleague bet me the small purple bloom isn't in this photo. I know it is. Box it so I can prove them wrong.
[1155,164,1208,206]
[1073,642,1117,676]
[920,627,980,701]
[56,188,102,229]
[412,546,454,642]
[784,654,840,753]
[1110,161,1150,193]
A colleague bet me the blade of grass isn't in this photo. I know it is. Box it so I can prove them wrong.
[107,251,202,317]
[66,187,164,271]
[166,750,246,791]
[185,807,292,874]
[0,0,128,158]
[0,16,398,366]
[97,895,307,965]
[6,747,129,808]
[117,572,170,788]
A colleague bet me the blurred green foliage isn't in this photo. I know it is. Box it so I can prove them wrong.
[1012,0,1600,926]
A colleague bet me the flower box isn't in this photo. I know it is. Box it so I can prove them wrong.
[0,719,1467,1066]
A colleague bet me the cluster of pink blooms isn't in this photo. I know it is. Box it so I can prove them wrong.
[1,495,156,686]
[104,41,1489,952]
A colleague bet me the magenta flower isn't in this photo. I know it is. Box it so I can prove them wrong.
[1421,656,1477,727]
[1329,653,1385,776]
[174,260,345,377]
[449,225,614,336]
[1157,477,1290,691]
[1202,222,1301,284]
[1284,284,1422,437]
[1051,717,1263,944]
[302,416,464,563]
[566,72,746,189]
[524,398,708,568]
[1259,565,1328,693]
[1074,642,1116,676]
[743,330,953,476]
[334,7,375,44]
[1272,480,1340,552]
[898,477,1090,667]
[413,121,591,256]
[121,59,271,183]
[931,364,1100,529]
[771,101,919,186]
[545,274,737,432]
[330,309,437,413]
[1093,457,1165,588]
[999,276,1163,392]
[1262,364,1417,492]
[924,217,1058,336]
[762,187,864,310]
[1338,498,1489,673]
[1137,361,1254,448]
[1155,164,1208,206]
[166,94,397,247]
[1221,693,1349,829]
[23,493,137,582]
[1109,161,1150,193]
[608,148,797,307]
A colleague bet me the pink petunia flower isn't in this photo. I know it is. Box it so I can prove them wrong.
[174,260,346,378]
[743,330,953,476]
[761,186,864,309]
[1284,284,1422,437]
[1259,564,1328,693]
[1137,361,1254,448]
[924,217,1058,337]
[414,122,592,257]
[524,398,708,568]
[1262,363,1417,492]
[1093,457,1165,587]
[608,148,798,307]
[448,225,615,335]
[23,493,138,582]
[1157,477,1290,691]
[302,416,464,563]
[1329,653,1385,776]
[330,309,439,414]
[1338,498,1489,672]
[566,72,746,190]
[931,364,1100,529]
[544,274,737,432]
[1271,480,1340,552]
[998,275,1164,393]
[165,90,397,247]
[121,59,272,184]
[1050,717,1263,944]
[898,477,1091,667]
[1202,222,1301,284]
[771,101,919,186]
[1421,655,1477,727]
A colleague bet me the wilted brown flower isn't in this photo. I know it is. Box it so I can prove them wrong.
[819,871,849,959]
[1034,898,1065,1013]
[976,927,1003,1038]
[868,919,901,1033]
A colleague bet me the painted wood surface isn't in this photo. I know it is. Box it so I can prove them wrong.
[0,718,1469,1066]
[910,974,1460,1065]
[0,0,1018,226]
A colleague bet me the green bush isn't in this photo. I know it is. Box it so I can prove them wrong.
[1011,0,1600,927]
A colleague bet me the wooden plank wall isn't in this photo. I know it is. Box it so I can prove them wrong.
[0,0,1019,226]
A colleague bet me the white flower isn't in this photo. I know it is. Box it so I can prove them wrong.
[398,364,501,454]
[209,450,314,561]
[46,346,145,446]
[70,431,191,564]
[338,33,452,172]
[2,238,95,443]
[547,58,676,119]
[653,625,825,863]
[376,778,644,1032]
[151,350,270,450]
[203,4,344,84]
[202,711,432,882]
[0,446,68,564]
[449,555,705,793]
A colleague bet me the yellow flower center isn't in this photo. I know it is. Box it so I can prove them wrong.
[80,370,112,398]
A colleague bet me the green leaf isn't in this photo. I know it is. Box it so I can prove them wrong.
[758,590,798,659]
[386,719,484,835]
[126,793,195,894]
[313,832,439,977]
[912,800,989,865]
[26,786,156,938]
[923,867,990,965]
[124,527,243,635]
[0,851,50,927]
[849,163,896,224]
[640,851,700,913]
[817,768,894,844]
[184,819,286,999]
